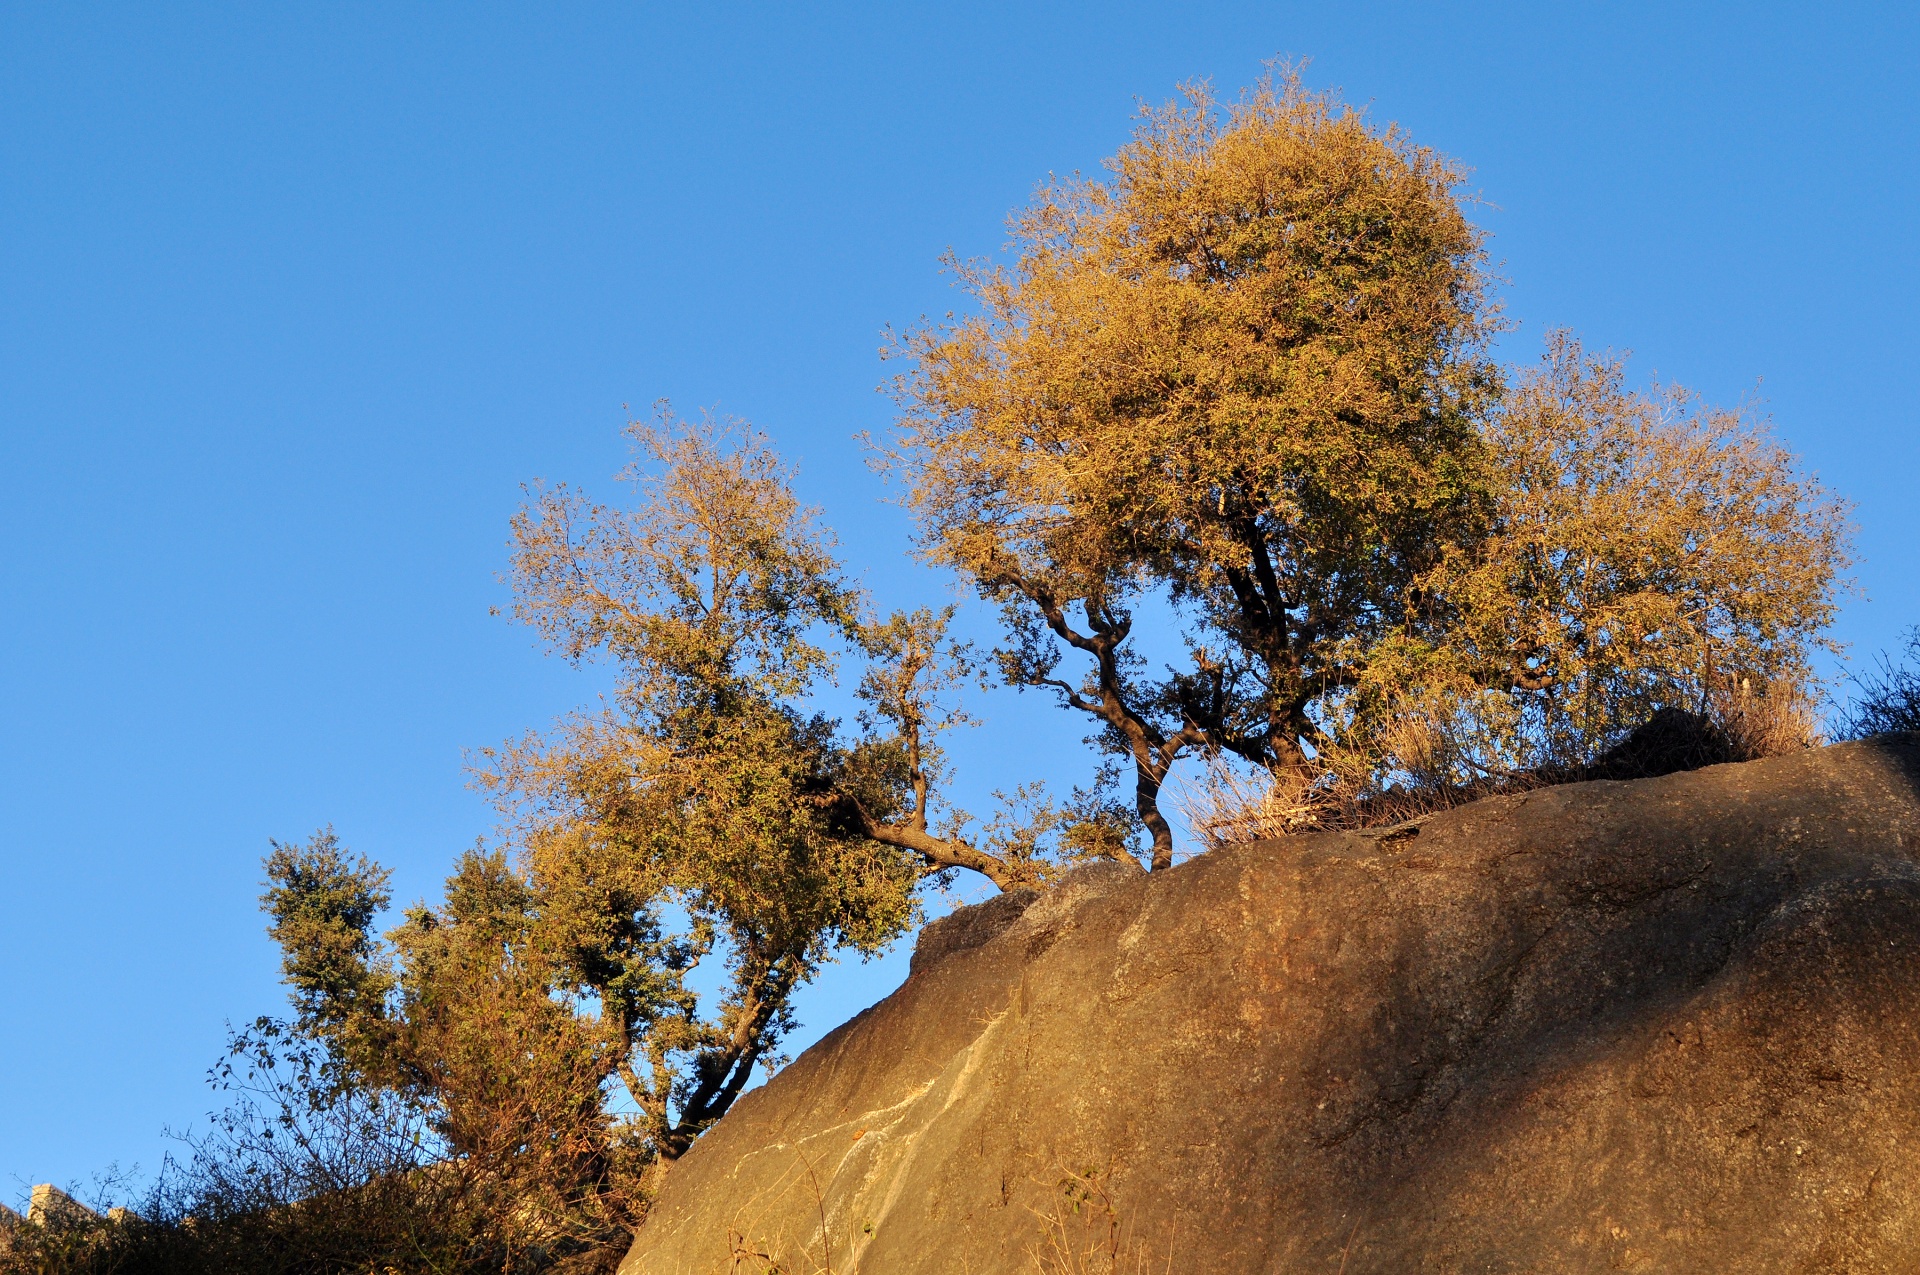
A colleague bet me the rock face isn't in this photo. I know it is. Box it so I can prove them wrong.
[27,1184,93,1228]
[622,738,1920,1274]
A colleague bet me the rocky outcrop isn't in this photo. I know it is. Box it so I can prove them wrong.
[622,738,1920,1273]
[27,1185,93,1229]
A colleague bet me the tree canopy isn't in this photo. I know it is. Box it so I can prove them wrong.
[1414,332,1851,783]
[891,69,1502,856]
[488,410,923,1161]
[891,69,1849,838]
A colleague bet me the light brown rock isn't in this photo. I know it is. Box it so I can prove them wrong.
[623,737,1920,1274]
[28,1184,94,1228]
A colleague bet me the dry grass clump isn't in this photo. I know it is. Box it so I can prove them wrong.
[1175,712,1521,847]
[1025,1164,1171,1275]
[1180,686,1823,850]
[1177,753,1507,848]
[1708,676,1824,761]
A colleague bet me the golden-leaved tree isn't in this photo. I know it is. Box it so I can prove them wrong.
[892,68,1852,839]
[484,410,921,1174]
[259,413,1132,1261]
[1402,333,1851,786]
[891,68,1501,856]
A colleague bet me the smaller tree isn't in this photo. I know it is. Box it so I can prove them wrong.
[1408,332,1852,785]
[265,835,638,1260]
[480,408,924,1164]
[253,411,1190,1262]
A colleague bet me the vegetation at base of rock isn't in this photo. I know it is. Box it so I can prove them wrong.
[1,1024,551,1273]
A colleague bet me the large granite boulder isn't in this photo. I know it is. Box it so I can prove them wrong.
[623,738,1920,1273]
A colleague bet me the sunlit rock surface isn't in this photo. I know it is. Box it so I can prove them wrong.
[624,737,1920,1273]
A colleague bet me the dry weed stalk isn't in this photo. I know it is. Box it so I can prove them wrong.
[1709,675,1823,760]
[1176,747,1509,847]
[722,1150,857,1275]
[1180,674,1823,851]
[1026,1164,1172,1275]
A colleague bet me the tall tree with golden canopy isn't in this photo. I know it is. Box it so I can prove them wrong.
[891,68,1501,860]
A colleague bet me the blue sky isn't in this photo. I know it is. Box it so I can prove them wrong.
[4,2,1916,1200]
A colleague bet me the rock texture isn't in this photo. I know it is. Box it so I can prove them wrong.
[27,1184,93,1228]
[622,738,1920,1274]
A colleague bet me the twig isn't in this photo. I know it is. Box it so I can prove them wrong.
[1336,1219,1361,1275]
[800,1151,833,1275]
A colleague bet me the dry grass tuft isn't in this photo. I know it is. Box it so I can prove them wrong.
[1710,676,1824,761]
[1025,1164,1173,1275]
[1175,751,1511,847]
[1179,681,1824,852]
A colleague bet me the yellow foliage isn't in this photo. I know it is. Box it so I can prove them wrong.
[890,69,1851,835]
[890,67,1500,854]
[1417,332,1851,776]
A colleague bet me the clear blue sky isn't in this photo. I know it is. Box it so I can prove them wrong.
[4,2,1916,1200]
